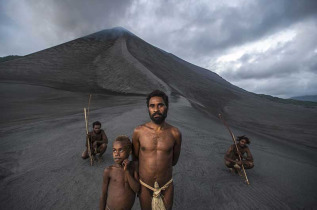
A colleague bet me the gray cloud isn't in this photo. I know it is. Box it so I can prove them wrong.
[1,0,317,98]
[218,19,317,97]
[232,73,317,98]
[0,0,133,56]
[143,0,317,59]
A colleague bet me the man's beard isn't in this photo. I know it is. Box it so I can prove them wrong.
[94,130,101,134]
[238,143,246,148]
[149,110,167,124]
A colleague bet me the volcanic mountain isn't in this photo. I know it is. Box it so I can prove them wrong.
[1,27,316,147]
[1,27,316,209]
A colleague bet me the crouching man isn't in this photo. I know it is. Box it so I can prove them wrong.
[225,135,254,174]
[82,121,108,161]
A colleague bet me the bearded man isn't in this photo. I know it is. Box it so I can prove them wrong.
[132,90,182,210]
[224,135,254,174]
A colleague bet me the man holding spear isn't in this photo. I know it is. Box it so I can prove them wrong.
[219,114,253,185]
[81,95,108,164]
[82,121,108,163]
[82,121,108,162]
[224,135,254,174]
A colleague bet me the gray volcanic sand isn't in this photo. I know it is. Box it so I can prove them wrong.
[1,82,317,210]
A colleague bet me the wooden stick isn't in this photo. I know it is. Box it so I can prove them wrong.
[87,94,92,127]
[219,113,250,185]
[84,107,94,166]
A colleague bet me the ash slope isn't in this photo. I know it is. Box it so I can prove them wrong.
[0,83,316,210]
[1,27,316,148]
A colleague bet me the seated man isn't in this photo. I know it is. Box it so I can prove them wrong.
[224,135,254,174]
[82,121,108,161]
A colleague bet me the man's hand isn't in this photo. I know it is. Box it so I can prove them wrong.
[236,160,242,166]
[92,141,98,154]
[236,151,242,157]
[122,159,130,171]
[92,141,98,148]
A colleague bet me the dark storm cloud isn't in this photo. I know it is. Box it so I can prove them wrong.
[2,0,316,57]
[26,0,133,41]
[233,74,317,98]
[221,20,317,80]
[217,18,317,98]
[152,0,317,59]
[0,0,133,56]
[1,0,317,98]
[221,45,301,81]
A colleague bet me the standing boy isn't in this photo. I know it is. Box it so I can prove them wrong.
[100,136,140,210]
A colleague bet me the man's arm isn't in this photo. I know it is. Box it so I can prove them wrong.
[96,130,108,144]
[172,127,182,166]
[99,168,110,210]
[224,145,235,163]
[132,127,140,161]
[245,147,254,161]
[123,160,140,194]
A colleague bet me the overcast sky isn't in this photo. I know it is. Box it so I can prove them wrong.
[1,0,317,98]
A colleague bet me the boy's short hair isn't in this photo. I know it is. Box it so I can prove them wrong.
[146,90,169,108]
[237,135,250,144]
[92,121,101,128]
[114,135,132,152]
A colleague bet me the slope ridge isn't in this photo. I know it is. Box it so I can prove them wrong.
[92,36,170,94]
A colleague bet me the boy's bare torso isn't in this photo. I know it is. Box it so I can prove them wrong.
[105,165,136,210]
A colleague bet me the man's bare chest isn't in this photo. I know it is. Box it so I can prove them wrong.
[139,131,175,152]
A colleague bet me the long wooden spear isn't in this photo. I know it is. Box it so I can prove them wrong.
[218,113,250,185]
[87,94,92,125]
[84,95,94,166]
[87,94,94,165]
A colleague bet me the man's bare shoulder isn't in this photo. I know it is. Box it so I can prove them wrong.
[168,124,181,137]
[134,123,151,133]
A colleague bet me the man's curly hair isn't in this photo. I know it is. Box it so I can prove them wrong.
[146,90,168,108]
[237,135,250,144]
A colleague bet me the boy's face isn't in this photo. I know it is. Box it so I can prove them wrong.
[112,141,129,165]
